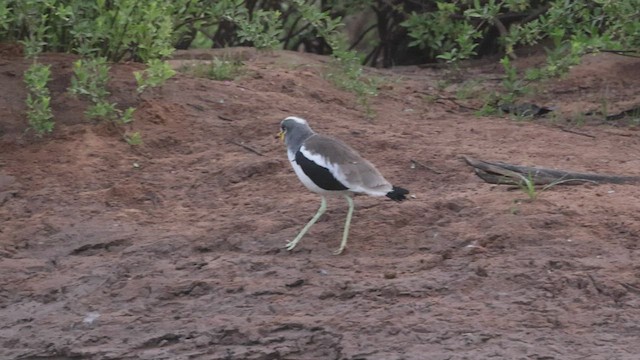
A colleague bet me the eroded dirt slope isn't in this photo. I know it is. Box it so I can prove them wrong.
[1,47,640,359]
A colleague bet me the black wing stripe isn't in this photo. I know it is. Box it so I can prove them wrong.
[295,150,349,191]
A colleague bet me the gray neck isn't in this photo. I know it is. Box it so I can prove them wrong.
[285,127,315,153]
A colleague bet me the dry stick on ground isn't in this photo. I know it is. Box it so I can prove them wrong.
[414,91,480,111]
[227,140,264,156]
[410,159,443,174]
[554,126,596,138]
[462,155,640,186]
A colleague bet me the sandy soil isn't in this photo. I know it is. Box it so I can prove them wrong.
[1,46,640,360]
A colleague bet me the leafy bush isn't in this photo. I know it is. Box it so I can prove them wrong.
[402,0,639,65]
[402,2,481,63]
[399,0,639,104]
[4,0,639,133]
[4,0,638,67]
[233,9,284,50]
[2,0,177,135]
[1,0,176,61]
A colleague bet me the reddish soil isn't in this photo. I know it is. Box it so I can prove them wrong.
[1,46,640,359]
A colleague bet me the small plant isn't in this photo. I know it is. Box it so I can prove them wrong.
[70,57,134,124]
[124,131,143,146]
[435,79,451,91]
[514,173,589,201]
[210,58,242,80]
[545,110,562,125]
[85,100,116,120]
[120,107,135,124]
[524,68,544,81]
[69,57,110,103]
[421,93,438,104]
[180,57,244,81]
[571,112,586,127]
[517,173,539,201]
[24,63,54,136]
[475,103,499,117]
[134,59,176,93]
[599,96,610,119]
[20,11,54,136]
[455,79,481,100]
[499,56,527,104]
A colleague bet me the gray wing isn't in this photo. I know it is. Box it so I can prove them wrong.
[302,135,392,196]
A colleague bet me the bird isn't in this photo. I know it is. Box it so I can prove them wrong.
[278,116,409,254]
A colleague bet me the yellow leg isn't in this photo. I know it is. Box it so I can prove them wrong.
[334,195,354,255]
[285,196,327,251]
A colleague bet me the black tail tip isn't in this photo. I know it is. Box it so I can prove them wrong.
[386,186,409,202]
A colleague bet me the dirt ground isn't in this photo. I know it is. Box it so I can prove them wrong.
[1,46,640,360]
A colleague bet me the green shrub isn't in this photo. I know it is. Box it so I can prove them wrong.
[401,0,639,104]
[402,2,480,62]
[5,0,639,132]
[1,0,177,62]
[234,9,284,50]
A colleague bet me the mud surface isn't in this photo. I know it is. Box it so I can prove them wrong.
[1,47,640,359]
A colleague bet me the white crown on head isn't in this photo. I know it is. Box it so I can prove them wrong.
[284,116,308,125]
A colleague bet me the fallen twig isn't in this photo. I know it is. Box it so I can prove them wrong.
[618,282,640,295]
[414,91,480,111]
[227,140,264,156]
[186,103,205,111]
[437,97,480,111]
[589,49,640,58]
[410,159,442,174]
[587,273,605,294]
[217,114,237,122]
[555,126,596,138]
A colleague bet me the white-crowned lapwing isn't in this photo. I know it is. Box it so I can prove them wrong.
[278,116,409,254]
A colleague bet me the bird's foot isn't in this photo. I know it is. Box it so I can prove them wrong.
[284,240,298,251]
[333,245,346,255]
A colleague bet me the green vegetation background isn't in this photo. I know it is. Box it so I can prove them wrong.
[1,0,638,135]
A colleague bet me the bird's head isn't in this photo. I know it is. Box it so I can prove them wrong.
[278,116,310,142]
